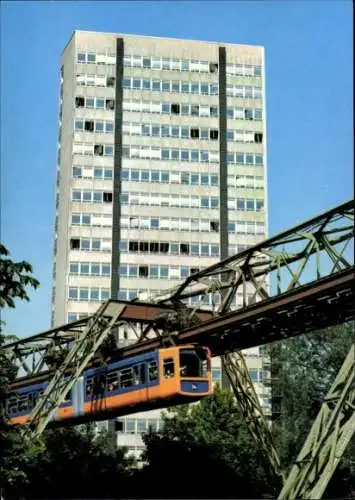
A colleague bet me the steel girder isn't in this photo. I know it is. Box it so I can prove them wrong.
[22,301,127,439]
[144,199,354,311]
[223,351,284,486]
[278,344,355,500]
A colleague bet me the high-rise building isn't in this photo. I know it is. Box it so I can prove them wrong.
[52,30,270,460]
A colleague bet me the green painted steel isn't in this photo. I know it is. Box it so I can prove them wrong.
[278,344,355,500]
[224,351,284,489]
[23,302,126,439]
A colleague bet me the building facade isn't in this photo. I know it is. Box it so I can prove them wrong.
[52,31,270,459]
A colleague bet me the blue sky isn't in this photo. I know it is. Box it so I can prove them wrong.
[1,0,353,336]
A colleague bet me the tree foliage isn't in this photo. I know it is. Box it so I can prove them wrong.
[270,322,355,498]
[137,386,280,499]
[0,244,39,309]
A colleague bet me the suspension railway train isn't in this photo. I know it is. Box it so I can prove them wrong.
[6,345,212,427]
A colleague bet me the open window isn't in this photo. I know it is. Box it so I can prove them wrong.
[85,120,94,132]
[190,128,200,139]
[106,99,115,110]
[139,265,149,278]
[191,105,199,116]
[103,192,113,203]
[209,62,218,73]
[149,242,159,253]
[129,241,139,252]
[75,96,85,108]
[180,243,190,255]
[115,420,124,432]
[139,241,149,252]
[70,238,80,250]
[160,242,169,253]
[254,133,263,144]
[94,144,104,156]
[163,358,175,378]
[210,106,218,117]
[171,104,180,114]
[210,129,219,140]
[107,76,115,87]
[149,361,158,381]
[210,221,219,232]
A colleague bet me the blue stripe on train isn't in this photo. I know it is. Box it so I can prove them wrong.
[180,380,209,393]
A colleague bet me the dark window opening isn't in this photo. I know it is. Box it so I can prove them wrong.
[254,133,263,144]
[107,76,115,87]
[106,99,115,110]
[149,242,159,253]
[139,241,149,252]
[70,238,80,250]
[190,128,200,139]
[180,243,189,255]
[180,348,208,377]
[171,104,180,114]
[120,367,133,388]
[103,192,113,203]
[245,109,253,120]
[115,420,124,432]
[129,241,139,252]
[210,106,218,117]
[75,96,84,108]
[149,361,158,381]
[85,120,94,132]
[139,265,149,278]
[163,358,175,378]
[210,221,219,232]
[209,62,218,73]
[94,144,104,156]
[210,129,219,140]
[190,267,199,275]
[160,242,169,253]
[129,217,139,228]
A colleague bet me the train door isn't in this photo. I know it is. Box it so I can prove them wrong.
[147,354,160,402]
[158,348,180,398]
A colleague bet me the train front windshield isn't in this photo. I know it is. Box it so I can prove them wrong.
[179,348,209,377]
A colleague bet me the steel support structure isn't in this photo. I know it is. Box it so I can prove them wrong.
[23,301,127,439]
[223,351,284,485]
[278,344,355,500]
[2,196,354,483]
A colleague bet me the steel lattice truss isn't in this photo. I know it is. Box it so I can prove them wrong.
[1,198,354,496]
[3,199,354,382]
[23,302,127,439]
[278,344,355,500]
[223,352,284,485]
[146,200,354,310]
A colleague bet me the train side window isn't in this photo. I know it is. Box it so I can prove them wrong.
[148,361,158,381]
[86,376,94,397]
[120,367,133,388]
[163,358,175,378]
[7,394,18,414]
[140,363,146,384]
[107,370,119,392]
[18,394,28,412]
[64,389,71,402]
[133,365,141,385]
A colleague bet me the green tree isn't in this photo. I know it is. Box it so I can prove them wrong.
[270,322,355,497]
[22,425,136,499]
[0,243,39,309]
[0,243,41,499]
[137,385,280,499]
